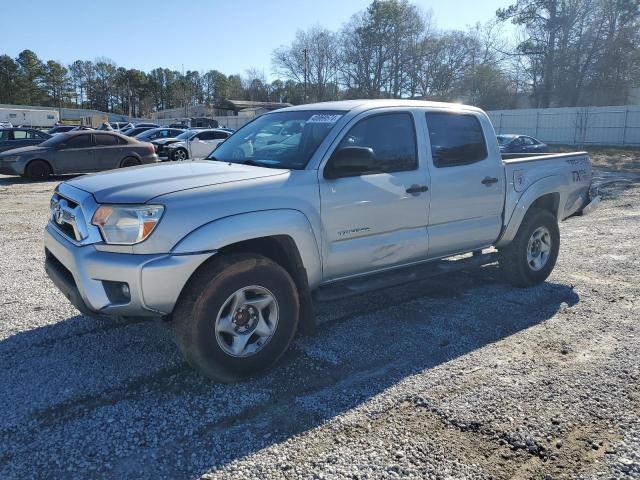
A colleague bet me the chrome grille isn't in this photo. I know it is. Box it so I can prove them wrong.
[50,193,89,242]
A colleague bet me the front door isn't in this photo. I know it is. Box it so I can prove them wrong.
[423,111,504,257]
[54,133,96,173]
[189,131,223,159]
[319,110,430,281]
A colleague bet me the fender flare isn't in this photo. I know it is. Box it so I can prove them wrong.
[171,209,322,288]
[495,175,567,248]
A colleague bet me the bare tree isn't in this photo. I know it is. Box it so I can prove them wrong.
[272,26,341,102]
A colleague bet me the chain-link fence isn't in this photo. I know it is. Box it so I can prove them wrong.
[487,105,640,146]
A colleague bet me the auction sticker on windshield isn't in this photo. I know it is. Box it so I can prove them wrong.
[307,114,342,124]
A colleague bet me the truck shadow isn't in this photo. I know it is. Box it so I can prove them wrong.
[0,265,579,478]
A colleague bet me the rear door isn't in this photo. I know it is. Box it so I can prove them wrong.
[94,133,125,170]
[424,110,504,257]
[319,109,430,281]
[54,134,96,173]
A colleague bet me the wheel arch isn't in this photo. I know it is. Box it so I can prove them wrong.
[23,158,54,176]
[170,210,322,334]
[496,176,567,248]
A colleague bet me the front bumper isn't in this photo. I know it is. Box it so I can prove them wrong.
[44,224,214,317]
[0,163,19,176]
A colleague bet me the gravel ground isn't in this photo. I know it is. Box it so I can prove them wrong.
[0,168,638,479]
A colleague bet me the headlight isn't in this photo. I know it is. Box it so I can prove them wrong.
[91,205,164,245]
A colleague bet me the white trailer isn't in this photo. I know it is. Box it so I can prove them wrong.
[0,108,59,128]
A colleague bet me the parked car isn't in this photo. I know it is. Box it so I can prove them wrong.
[134,122,160,128]
[135,127,185,142]
[42,100,600,382]
[48,125,76,135]
[498,134,549,154]
[121,126,155,137]
[252,120,304,149]
[0,130,158,179]
[151,129,200,159]
[165,128,231,160]
[0,127,51,153]
[70,125,94,131]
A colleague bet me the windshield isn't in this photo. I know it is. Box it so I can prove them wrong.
[497,135,515,145]
[209,110,345,169]
[39,134,67,147]
[135,128,161,140]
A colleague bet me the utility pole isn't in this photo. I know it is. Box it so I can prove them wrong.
[303,48,308,103]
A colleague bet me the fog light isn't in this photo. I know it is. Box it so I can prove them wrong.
[102,281,131,304]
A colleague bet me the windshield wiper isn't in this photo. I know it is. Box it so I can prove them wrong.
[243,159,270,167]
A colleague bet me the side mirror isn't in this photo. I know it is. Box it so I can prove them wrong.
[324,146,376,179]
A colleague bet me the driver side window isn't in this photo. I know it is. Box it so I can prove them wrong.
[337,112,417,173]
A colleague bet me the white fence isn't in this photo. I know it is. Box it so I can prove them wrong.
[487,105,640,146]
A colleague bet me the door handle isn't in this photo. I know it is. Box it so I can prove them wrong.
[406,184,429,195]
[481,176,499,185]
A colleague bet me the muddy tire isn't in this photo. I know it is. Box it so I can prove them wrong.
[25,160,52,180]
[499,207,560,287]
[172,253,299,382]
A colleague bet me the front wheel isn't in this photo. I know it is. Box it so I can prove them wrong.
[172,253,300,382]
[25,160,52,180]
[171,148,188,161]
[499,208,560,287]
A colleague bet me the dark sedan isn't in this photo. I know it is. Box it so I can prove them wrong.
[0,131,158,180]
[47,125,76,135]
[498,134,549,154]
[0,128,51,153]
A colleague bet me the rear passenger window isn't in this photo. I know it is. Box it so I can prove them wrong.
[338,113,417,172]
[425,112,487,167]
[95,134,119,146]
[197,131,216,141]
[212,131,229,140]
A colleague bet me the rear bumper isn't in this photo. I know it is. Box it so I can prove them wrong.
[44,224,214,316]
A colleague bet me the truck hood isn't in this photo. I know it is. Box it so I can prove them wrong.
[66,160,289,204]
[0,145,46,157]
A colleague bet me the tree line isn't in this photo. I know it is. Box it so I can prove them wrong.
[1,0,638,118]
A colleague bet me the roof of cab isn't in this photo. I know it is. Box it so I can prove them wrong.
[277,99,483,113]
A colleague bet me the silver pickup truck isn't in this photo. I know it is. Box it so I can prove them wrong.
[44,100,599,381]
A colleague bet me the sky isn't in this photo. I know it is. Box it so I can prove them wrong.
[1,0,514,78]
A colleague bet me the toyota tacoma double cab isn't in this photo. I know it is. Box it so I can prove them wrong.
[44,100,600,381]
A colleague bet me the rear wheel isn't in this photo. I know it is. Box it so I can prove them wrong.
[499,207,560,287]
[172,253,299,382]
[120,156,141,168]
[25,160,52,180]
[171,148,188,161]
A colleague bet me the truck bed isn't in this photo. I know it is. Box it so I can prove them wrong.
[500,150,593,223]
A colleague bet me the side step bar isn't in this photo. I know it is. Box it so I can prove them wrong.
[313,251,500,302]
